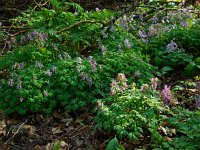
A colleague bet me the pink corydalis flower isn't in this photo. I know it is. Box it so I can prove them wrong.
[95,7,100,12]
[110,73,128,95]
[161,85,173,105]
[116,73,127,82]
[151,77,159,90]
[39,33,47,42]
[110,80,119,96]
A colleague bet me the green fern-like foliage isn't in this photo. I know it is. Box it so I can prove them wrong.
[162,107,200,150]
[95,84,166,142]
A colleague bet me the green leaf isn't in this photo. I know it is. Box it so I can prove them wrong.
[161,66,173,75]
[53,142,60,150]
[106,137,119,150]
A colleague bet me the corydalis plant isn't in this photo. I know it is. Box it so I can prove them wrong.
[151,77,159,90]
[161,85,173,105]
[110,73,128,95]
[166,40,178,52]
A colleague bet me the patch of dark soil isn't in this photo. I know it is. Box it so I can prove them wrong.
[0,105,155,150]
[0,107,102,150]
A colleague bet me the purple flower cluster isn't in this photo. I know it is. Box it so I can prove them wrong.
[12,62,25,70]
[181,21,189,28]
[6,36,16,50]
[20,31,47,44]
[166,40,178,52]
[35,61,44,69]
[119,15,128,28]
[16,78,22,90]
[124,39,132,49]
[75,57,93,86]
[45,65,57,77]
[161,85,173,105]
[81,72,93,87]
[8,77,23,90]
[88,56,97,72]
[8,79,14,87]
[95,7,100,12]
[148,26,155,37]
[110,73,128,95]
[152,16,158,24]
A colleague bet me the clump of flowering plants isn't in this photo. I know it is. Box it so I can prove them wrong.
[110,73,128,95]
[95,78,168,143]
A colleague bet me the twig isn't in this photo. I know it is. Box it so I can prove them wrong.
[0,7,21,13]
[33,0,42,9]
[56,20,103,34]
[31,0,49,14]
[0,26,29,30]
[6,124,14,137]
[4,118,28,144]
[12,30,27,36]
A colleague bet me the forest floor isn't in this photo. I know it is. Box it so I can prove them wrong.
[0,75,198,150]
[0,105,108,150]
[0,104,151,150]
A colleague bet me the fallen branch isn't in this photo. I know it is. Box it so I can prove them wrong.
[56,20,104,34]
[0,26,29,30]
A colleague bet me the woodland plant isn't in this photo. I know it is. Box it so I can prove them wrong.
[95,79,168,144]
[0,1,200,149]
[144,26,200,77]
[162,107,200,150]
[0,48,154,115]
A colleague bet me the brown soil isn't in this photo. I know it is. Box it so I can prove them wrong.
[0,107,107,150]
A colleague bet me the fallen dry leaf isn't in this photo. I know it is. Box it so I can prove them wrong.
[52,127,63,134]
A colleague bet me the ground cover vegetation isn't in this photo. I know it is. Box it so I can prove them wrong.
[0,0,200,149]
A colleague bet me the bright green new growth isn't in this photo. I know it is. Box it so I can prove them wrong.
[95,83,166,142]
